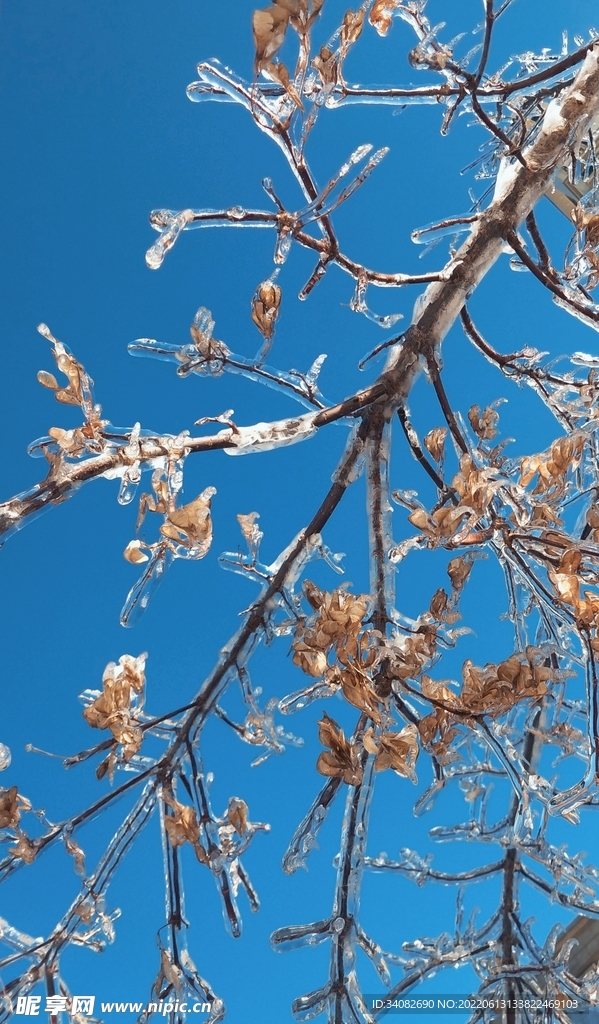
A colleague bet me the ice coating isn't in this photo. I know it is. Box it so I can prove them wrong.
[221,412,319,456]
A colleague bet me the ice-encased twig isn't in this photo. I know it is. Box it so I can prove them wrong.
[129,336,330,410]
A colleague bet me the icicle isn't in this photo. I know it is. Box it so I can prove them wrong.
[271,918,332,952]
[273,229,292,264]
[295,145,390,227]
[282,779,342,874]
[120,544,174,627]
[291,983,332,1022]
[278,680,337,714]
[146,210,195,270]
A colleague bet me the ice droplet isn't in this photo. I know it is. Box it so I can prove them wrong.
[0,744,11,770]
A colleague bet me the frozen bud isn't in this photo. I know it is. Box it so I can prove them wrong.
[251,276,282,342]
[123,540,149,564]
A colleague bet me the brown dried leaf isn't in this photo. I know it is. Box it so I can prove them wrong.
[468,404,499,441]
[123,539,149,564]
[423,426,447,463]
[162,486,216,552]
[0,786,20,829]
[227,797,249,834]
[316,712,363,785]
[37,370,60,390]
[163,794,201,850]
[429,587,449,621]
[253,6,290,69]
[341,8,364,47]
[573,204,599,248]
[338,664,382,723]
[262,61,304,109]
[65,837,86,875]
[47,426,85,457]
[368,724,419,781]
[447,554,474,592]
[312,45,338,88]
[520,435,584,500]
[9,834,37,864]
[84,653,147,764]
[369,0,401,35]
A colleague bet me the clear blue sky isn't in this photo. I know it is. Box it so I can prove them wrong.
[2,1,599,1021]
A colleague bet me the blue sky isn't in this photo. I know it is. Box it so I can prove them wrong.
[2,1,599,1021]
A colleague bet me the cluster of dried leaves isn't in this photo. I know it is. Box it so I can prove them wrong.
[520,435,584,503]
[163,790,254,867]
[83,653,148,779]
[252,1,370,106]
[36,325,108,460]
[124,473,216,563]
[292,581,388,720]
[419,647,555,763]
[571,203,599,289]
[406,453,501,544]
[0,786,36,864]
[548,546,599,629]
[163,791,210,865]
[388,558,474,693]
[253,0,325,105]
[293,567,481,783]
[316,713,419,785]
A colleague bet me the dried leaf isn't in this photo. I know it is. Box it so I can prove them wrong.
[65,837,86,875]
[37,370,60,390]
[520,435,584,501]
[253,6,290,69]
[364,724,419,781]
[123,539,149,564]
[423,427,447,463]
[312,45,338,88]
[447,554,474,592]
[83,653,147,764]
[9,834,37,864]
[262,61,304,109]
[227,797,249,835]
[341,9,364,47]
[468,404,499,441]
[161,486,216,553]
[0,786,20,829]
[316,712,363,785]
[369,0,401,36]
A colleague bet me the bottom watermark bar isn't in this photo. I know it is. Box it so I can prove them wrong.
[364,994,588,1015]
[14,996,212,1017]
